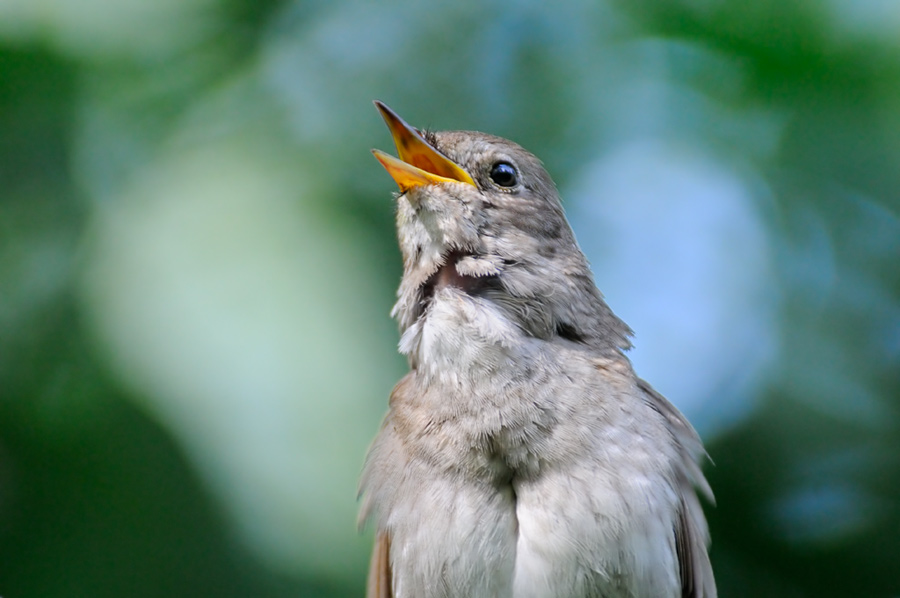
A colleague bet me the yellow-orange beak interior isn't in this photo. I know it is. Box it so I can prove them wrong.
[372,101,476,192]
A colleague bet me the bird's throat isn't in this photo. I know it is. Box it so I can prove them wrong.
[423,251,493,301]
[433,261,474,291]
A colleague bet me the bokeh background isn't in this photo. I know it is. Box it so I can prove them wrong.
[2,0,899,595]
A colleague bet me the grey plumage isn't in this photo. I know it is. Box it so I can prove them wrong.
[361,105,716,598]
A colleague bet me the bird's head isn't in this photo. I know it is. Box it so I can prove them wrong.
[372,101,630,356]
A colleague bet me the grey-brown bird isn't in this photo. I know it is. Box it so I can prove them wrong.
[360,101,716,598]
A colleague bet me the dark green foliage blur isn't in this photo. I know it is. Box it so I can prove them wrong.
[1,0,898,596]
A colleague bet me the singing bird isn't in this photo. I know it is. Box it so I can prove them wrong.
[360,101,716,598]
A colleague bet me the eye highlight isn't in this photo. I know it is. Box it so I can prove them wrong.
[489,162,518,187]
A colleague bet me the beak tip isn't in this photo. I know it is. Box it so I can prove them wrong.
[373,99,394,121]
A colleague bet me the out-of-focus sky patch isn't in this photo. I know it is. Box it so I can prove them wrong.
[569,139,777,435]
[826,0,900,45]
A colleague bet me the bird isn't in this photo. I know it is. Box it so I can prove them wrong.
[360,100,716,598]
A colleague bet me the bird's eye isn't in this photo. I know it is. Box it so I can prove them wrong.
[489,162,518,187]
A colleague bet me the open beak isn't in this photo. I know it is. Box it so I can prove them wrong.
[372,100,476,192]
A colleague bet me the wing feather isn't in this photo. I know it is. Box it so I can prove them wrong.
[638,378,717,598]
[366,531,393,598]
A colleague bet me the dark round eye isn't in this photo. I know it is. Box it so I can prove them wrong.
[489,162,518,187]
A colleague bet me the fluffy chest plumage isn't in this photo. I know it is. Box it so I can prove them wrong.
[361,290,683,598]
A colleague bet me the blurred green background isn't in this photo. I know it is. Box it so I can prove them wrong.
[2,0,899,595]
